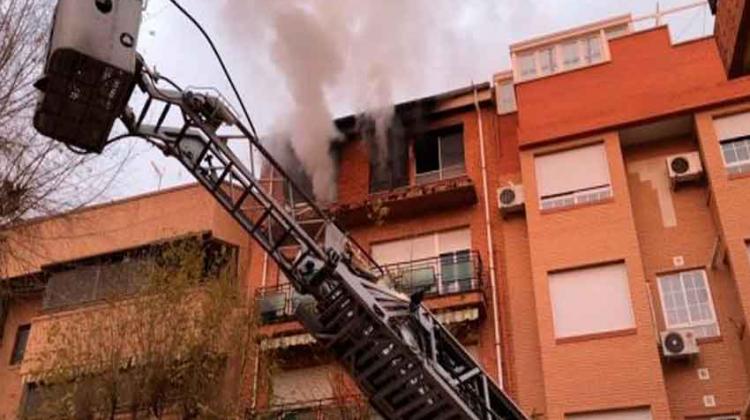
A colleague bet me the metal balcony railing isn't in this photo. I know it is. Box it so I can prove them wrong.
[257,250,483,324]
[252,396,379,420]
[257,283,316,324]
[377,250,483,297]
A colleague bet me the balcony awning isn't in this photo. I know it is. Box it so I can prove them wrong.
[261,308,480,350]
[435,307,480,324]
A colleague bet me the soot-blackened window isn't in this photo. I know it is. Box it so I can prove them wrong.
[414,125,465,184]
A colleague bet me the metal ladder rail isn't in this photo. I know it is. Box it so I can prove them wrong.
[128,71,334,280]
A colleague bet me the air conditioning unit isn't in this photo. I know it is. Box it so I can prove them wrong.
[666,152,704,188]
[498,185,525,216]
[660,329,699,358]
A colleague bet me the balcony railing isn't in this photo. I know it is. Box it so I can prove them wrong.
[252,396,378,420]
[378,250,483,297]
[257,283,316,324]
[257,251,483,324]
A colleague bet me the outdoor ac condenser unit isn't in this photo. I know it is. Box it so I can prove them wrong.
[498,184,525,216]
[666,152,704,188]
[660,329,699,359]
[33,0,144,153]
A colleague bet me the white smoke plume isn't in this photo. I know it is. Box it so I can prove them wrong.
[218,1,534,201]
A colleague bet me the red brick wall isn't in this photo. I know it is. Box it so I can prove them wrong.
[515,27,750,147]
[0,297,40,419]
[519,133,672,419]
[624,137,749,418]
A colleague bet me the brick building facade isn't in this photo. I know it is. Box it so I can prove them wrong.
[3,9,750,420]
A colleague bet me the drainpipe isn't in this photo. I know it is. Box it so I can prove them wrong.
[473,85,505,388]
[251,168,274,410]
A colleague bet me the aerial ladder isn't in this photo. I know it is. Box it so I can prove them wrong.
[31,1,528,419]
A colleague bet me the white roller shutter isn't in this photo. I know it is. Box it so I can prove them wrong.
[535,143,610,198]
[438,229,471,254]
[272,365,333,405]
[713,111,750,140]
[548,262,635,338]
[371,228,471,265]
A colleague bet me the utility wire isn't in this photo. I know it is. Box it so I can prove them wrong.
[167,0,259,139]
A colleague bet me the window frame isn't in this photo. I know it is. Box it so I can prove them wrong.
[513,29,610,82]
[548,262,636,340]
[414,125,466,185]
[535,142,613,210]
[719,135,750,175]
[371,228,473,295]
[10,324,31,365]
[656,269,720,338]
[496,78,517,114]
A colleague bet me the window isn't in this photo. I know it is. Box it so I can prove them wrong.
[10,324,30,365]
[538,47,557,75]
[566,407,652,420]
[43,260,145,311]
[548,262,635,339]
[561,40,581,69]
[371,228,474,295]
[713,111,750,175]
[534,142,612,210]
[583,35,603,64]
[414,126,465,185]
[518,52,537,79]
[657,269,719,338]
[496,79,517,114]
[514,30,609,81]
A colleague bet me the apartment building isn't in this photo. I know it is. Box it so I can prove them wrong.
[4,4,750,420]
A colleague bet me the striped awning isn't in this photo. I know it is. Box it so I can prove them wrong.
[261,308,480,350]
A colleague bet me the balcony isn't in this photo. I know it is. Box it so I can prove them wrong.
[253,396,377,420]
[379,250,483,297]
[257,251,484,327]
[330,175,477,228]
[257,283,316,324]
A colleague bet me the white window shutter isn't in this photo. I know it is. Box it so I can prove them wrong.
[535,143,610,198]
[272,365,334,405]
[437,228,471,254]
[548,262,635,338]
[713,111,750,141]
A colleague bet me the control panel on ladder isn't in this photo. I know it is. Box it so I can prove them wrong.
[31,1,528,419]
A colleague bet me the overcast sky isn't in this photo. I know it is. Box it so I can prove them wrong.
[103,0,714,200]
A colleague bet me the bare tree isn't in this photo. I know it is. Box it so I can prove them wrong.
[0,0,131,276]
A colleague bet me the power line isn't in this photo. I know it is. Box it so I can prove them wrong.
[167,0,259,139]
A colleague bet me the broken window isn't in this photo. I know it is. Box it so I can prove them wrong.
[369,122,409,193]
[414,126,465,185]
